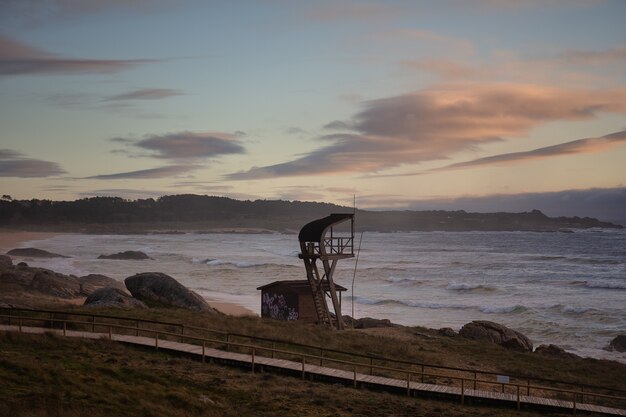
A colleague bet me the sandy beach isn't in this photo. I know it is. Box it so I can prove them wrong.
[0,230,64,252]
[0,229,255,317]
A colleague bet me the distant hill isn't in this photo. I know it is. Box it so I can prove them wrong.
[0,195,621,232]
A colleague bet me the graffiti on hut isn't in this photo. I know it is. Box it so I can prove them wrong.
[262,292,298,320]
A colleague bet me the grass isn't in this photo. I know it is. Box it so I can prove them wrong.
[0,331,577,417]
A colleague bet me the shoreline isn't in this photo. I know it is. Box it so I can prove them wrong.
[0,229,256,317]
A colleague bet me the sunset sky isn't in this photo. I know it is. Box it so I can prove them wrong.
[1,1,625,221]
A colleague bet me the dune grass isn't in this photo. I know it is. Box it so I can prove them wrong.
[1,330,582,417]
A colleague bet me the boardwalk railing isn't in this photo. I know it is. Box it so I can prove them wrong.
[1,307,625,414]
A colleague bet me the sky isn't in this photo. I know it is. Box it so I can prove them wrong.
[1,0,626,222]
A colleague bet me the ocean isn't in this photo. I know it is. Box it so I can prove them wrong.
[18,228,626,362]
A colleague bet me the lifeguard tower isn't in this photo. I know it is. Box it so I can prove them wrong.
[298,213,354,330]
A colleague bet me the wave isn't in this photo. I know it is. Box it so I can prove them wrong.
[584,281,626,290]
[446,282,497,293]
[478,305,527,314]
[352,296,526,314]
[202,259,298,269]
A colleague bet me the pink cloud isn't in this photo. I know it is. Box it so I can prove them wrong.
[228,83,626,179]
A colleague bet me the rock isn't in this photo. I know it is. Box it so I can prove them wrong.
[30,270,81,298]
[98,251,153,260]
[17,262,28,267]
[84,287,147,309]
[354,317,396,329]
[78,274,127,295]
[124,272,214,312]
[438,327,457,337]
[607,335,626,352]
[7,248,70,258]
[459,321,533,352]
[534,344,580,359]
[0,254,12,269]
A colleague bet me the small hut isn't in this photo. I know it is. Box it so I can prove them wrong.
[257,280,347,323]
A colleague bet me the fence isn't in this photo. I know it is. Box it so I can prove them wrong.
[1,307,625,414]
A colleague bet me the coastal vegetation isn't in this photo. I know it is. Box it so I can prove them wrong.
[2,301,626,416]
[0,194,621,233]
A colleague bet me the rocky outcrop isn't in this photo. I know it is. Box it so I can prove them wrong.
[83,287,146,309]
[0,255,12,268]
[1,264,124,300]
[78,274,126,295]
[7,248,70,258]
[607,335,626,352]
[30,270,81,298]
[534,344,580,359]
[124,272,214,312]
[438,327,457,337]
[98,251,153,260]
[354,317,397,329]
[459,321,533,352]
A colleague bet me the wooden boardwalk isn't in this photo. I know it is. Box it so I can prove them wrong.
[2,324,625,416]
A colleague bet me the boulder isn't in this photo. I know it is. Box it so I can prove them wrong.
[534,344,580,360]
[78,274,127,295]
[354,317,396,329]
[124,272,214,312]
[30,270,81,298]
[98,251,153,260]
[84,287,147,309]
[438,327,457,337]
[0,254,12,269]
[607,335,626,352]
[7,248,70,258]
[459,321,533,352]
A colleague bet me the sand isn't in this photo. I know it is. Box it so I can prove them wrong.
[0,229,256,317]
[0,230,64,252]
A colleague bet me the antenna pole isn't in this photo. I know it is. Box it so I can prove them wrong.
[351,231,363,328]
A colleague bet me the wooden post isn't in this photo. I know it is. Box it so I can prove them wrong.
[226,334,230,351]
[92,316,96,332]
[370,357,374,376]
[135,320,139,336]
[272,341,275,359]
[18,318,22,333]
[461,379,465,405]
[320,349,324,367]
[180,325,184,343]
[407,373,411,396]
[251,348,255,374]
[302,357,306,379]
[353,367,357,388]
[63,321,66,336]
[421,365,424,383]
[573,391,577,415]
[527,379,530,396]
[202,341,205,363]
[473,371,477,390]
[155,333,159,350]
[517,384,520,410]
[580,386,584,404]
[109,326,112,340]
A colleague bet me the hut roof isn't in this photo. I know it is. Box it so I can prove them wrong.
[298,213,353,243]
[257,280,347,292]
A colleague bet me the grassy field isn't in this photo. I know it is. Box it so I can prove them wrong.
[1,305,625,416]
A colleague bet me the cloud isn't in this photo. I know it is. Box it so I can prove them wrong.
[406,46,626,84]
[0,149,66,177]
[436,130,626,170]
[85,164,200,180]
[0,35,157,76]
[104,88,185,101]
[133,131,245,160]
[228,83,626,179]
